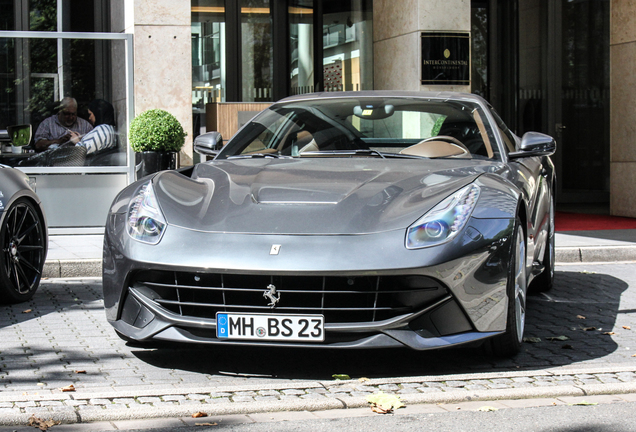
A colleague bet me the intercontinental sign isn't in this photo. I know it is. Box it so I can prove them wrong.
[421,32,470,85]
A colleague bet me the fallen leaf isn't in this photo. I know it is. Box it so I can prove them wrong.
[623,326,631,330]
[583,327,597,331]
[569,401,598,406]
[577,315,586,319]
[358,377,370,383]
[366,392,405,414]
[59,384,75,392]
[192,412,208,418]
[371,405,393,414]
[523,337,541,343]
[603,332,616,336]
[477,406,499,412]
[22,309,32,314]
[27,415,60,431]
[332,374,351,380]
[546,336,570,341]
[74,370,86,374]
[562,344,574,349]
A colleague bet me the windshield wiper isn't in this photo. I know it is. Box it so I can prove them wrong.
[226,153,291,159]
[300,149,387,159]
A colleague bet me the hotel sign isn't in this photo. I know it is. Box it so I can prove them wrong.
[421,32,470,85]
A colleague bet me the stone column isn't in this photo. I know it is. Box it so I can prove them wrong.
[124,0,193,165]
[610,1,636,217]
[373,0,471,92]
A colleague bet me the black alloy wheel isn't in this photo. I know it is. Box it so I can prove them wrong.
[0,198,46,303]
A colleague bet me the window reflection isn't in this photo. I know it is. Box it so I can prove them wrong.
[290,0,314,95]
[0,37,127,167]
[322,0,372,92]
[241,0,272,102]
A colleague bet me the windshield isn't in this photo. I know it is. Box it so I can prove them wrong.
[217,97,501,161]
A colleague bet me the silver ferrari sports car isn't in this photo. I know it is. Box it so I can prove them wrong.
[0,164,48,303]
[103,91,556,357]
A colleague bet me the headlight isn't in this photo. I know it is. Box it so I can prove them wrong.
[127,181,166,244]
[406,184,480,249]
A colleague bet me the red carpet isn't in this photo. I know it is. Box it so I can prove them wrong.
[555,211,636,231]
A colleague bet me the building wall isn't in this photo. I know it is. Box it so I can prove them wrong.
[610,0,636,217]
[373,0,471,92]
[122,0,193,165]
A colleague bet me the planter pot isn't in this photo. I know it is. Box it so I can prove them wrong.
[11,145,24,154]
[135,151,179,180]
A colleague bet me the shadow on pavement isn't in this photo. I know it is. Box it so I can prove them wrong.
[131,269,629,379]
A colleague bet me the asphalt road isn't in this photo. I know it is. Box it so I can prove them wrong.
[121,401,636,432]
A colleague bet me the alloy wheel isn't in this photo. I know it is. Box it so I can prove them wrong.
[1,200,45,296]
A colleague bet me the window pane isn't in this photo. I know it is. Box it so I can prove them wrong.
[0,37,128,167]
[322,0,373,92]
[241,0,272,102]
[290,0,314,96]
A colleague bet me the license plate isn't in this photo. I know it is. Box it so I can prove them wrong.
[216,313,325,342]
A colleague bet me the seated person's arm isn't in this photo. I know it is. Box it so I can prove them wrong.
[35,132,72,151]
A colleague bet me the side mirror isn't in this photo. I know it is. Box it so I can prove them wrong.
[508,132,556,159]
[194,131,223,156]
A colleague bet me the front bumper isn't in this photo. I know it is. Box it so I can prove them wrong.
[103,215,513,350]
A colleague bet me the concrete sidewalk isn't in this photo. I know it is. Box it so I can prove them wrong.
[42,229,636,279]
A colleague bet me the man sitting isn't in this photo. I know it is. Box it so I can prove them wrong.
[34,97,93,152]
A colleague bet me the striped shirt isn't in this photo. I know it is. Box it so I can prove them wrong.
[34,114,93,143]
[77,124,116,154]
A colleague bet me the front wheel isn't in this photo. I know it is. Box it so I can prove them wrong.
[0,198,46,304]
[486,219,527,357]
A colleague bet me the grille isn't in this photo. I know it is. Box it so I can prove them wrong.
[130,270,448,323]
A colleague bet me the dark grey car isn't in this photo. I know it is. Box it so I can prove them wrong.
[103,91,556,357]
[0,164,48,303]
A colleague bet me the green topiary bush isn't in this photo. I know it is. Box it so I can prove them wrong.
[129,109,186,153]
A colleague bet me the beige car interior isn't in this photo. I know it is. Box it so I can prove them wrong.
[399,137,471,158]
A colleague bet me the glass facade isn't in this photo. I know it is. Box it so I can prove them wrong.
[322,0,372,92]
[289,0,313,95]
[241,0,273,102]
[0,0,133,230]
[191,0,373,104]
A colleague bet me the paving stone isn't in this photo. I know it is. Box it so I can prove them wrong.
[137,397,161,404]
[378,384,400,391]
[281,389,306,396]
[232,396,254,403]
[162,395,187,401]
[38,401,64,406]
[417,387,443,393]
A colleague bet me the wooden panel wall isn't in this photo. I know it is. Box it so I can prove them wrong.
[205,103,272,145]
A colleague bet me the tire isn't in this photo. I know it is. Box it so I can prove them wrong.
[531,195,555,293]
[487,219,527,357]
[0,198,46,304]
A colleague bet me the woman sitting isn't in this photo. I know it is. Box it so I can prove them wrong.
[72,99,117,154]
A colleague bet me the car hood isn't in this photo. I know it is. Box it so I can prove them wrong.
[153,158,496,234]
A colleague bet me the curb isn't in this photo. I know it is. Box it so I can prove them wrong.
[43,259,101,278]
[3,382,636,426]
[556,246,636,263]
[4,366,636,426]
